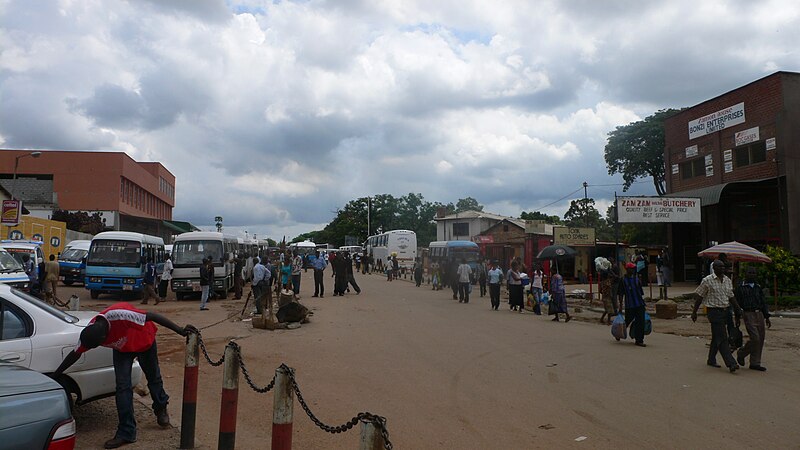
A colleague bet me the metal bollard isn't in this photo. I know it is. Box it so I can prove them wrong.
[271,365,294,450]
[180,333,199,449]
[218,343,240,450]
[359,420,386,450]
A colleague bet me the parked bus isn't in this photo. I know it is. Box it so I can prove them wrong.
[287,241,316,268]
[58,240,91,285]
[428,240,481,272]
[170,231,238,300]
[85,231,165,299]
[339,245,363,255]
[365,230,417,269]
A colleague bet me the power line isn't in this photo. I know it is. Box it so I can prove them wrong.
[530,186,584,212]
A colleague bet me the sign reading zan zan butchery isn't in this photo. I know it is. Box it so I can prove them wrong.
[617,196,701,223]
[688,102,745,140]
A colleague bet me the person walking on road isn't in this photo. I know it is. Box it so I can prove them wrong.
[507,260,524,312]
[53,303,194,449]
[158,254,173,303]
[199,257,211,311]
[530,265,544,308]
[345,253,362,294]
[140,257,159,305]
[280,253,292,291]
[691,260,744,373]
[233,254,244,299]
[44,254,60,304]
[549,271,571,322]
[618,263,647,347]
[312,250,327,297]
[456,258,472,303]
[291,251,303,298]
[599,260,619,325]
[22,254,40,298]
[414,258,424,287]
[735,266,771,371]
[476,258,487,297]
[487,261,503,310]
[251,257,270,315]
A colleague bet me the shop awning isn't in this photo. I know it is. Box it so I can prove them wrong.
[162,220,200,234]
[665,178,775,207]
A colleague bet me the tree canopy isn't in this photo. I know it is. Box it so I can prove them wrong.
[519,210,562,225]
[604,108,682,196]
[51,210,106,234]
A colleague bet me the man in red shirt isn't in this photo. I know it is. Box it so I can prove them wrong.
[54,303,194,449]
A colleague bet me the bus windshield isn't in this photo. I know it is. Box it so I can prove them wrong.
[173,240,224,267]
[87,240,142,267]
[60,248,88,262]
[451,248,480,262]
[0,251,23,272]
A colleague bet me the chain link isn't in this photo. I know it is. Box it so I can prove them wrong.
[232,342,276,393]
[193,330,225,366]
[282,364,393,449]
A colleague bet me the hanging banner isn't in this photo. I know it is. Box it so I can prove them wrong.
[617,197,701,223]
[688,102,745,140]
[1,200,22,226]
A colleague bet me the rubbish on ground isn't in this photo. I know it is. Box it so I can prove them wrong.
[575,436,588,442]
[539,424,555,430]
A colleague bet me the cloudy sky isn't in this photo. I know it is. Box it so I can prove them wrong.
[2,0,798,240]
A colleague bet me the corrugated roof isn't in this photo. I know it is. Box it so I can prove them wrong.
[665,178,775,207]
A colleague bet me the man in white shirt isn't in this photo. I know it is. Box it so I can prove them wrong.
[158,254,173,303]
[692,260,744,372]
[252,258,270,315]
[456,259,472,303]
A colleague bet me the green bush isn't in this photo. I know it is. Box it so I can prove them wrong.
[741,246,800,296]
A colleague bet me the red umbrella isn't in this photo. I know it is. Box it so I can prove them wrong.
[697,241,772,263]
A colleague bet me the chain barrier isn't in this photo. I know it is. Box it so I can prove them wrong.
[282,363,393,450]
[186,331,392,448]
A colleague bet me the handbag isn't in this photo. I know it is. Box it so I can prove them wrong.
[728,326,744,349]
[548,298,558,315]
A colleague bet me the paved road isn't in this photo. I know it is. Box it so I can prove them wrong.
[69,272,800,449]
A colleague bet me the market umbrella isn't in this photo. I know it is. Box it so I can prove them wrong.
[697,241,772,263]
[537,245,577,273]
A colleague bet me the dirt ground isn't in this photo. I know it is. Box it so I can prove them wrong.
[61,273,800,449]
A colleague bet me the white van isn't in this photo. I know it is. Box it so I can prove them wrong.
[0,247,30,290]
[1,240,46,269]
[170,232,238,300]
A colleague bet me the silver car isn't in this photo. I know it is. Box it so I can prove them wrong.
[0,363,77,449]
[0,284,142,405]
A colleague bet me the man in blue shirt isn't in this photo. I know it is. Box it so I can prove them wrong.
[251,257,270,315]
[618,262,647,347]
[487,261,504,311]
[312,250,327,297]
[140,257,159,305]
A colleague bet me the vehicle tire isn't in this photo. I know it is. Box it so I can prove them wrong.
[90,289,99,299]
[63,280,74,286]
[176,292,185,301]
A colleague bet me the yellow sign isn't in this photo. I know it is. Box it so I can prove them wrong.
[553,227,595,247]
[5,216,67,258]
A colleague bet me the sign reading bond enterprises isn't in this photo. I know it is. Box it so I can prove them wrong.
[688,102,745,140]
[617,196,701,223]
[553,227,595,246]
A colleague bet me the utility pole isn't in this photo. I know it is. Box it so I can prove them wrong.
[583,181,589,227]
[367,196,371,238]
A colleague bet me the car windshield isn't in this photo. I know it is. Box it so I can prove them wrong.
[60,248,88,262]
[0,250,23,272]
[173,240,223,266]
[87,240,142,267]
[11,288,79,324]
[4,247,34,266]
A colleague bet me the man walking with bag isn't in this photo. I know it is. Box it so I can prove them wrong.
[692,260,744,372]
[618,263,647,347]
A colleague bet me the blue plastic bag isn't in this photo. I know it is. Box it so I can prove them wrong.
[611,313,627,341]
[541,292,550,305]
[644,312,652,335]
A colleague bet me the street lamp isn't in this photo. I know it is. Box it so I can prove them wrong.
[12,151,42,200]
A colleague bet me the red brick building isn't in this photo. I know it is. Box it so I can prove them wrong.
[0,150,187,240]
[664,71,800,281]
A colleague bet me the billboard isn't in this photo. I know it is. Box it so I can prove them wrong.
[1,200,21,226]
[617,197,701,223]
[553,227,595,246]
[688,102,745,140]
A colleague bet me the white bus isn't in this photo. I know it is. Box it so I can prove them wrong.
[365,230,417,269]
[170,232,238,300]
[339,245,363,255]
[288,240,317,268]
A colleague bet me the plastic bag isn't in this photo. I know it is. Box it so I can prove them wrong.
[541,292,550,304]
[644,312,653,335]
[611,313,627,341]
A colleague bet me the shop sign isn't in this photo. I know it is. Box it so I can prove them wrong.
[1,200,21,226]
[723,149,732,161]
[766,137,776,150]
[671,164,679,174]
[553,227,595,246]
[688,102,745,140]
[473,235,494,244]
[617,196,701,223]
[734,126,759,146]
[706,165,714,177]
[704,154,713,166]
[685,145,698,158]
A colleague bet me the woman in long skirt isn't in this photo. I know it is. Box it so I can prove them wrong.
[507,261,524,313]
[549,271,571,322]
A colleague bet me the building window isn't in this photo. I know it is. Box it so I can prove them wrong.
[452,222,469,237]
[680,158,706,180]
[735,141,767,168]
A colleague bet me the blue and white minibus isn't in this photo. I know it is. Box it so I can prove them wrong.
[85,231,165,299]
[428,240,481,271]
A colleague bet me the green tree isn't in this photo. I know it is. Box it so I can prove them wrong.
[750,246,800,297]
[562,198,614,241]
[604,109,682,196]
[519,210,562,225]
[454,197,483,213]
[605,204,667,245]
[51,210,106,234]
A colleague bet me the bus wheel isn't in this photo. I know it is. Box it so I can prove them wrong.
[90,290,99,299]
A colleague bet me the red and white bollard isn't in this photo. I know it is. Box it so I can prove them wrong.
[271,365,294,450]
[359,419,386,450]
[218,342,240,450]
[180,333,199,449]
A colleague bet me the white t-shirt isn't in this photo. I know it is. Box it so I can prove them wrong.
[457,263,472,283]
[161,259,173,281]
[531,270,543,289]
